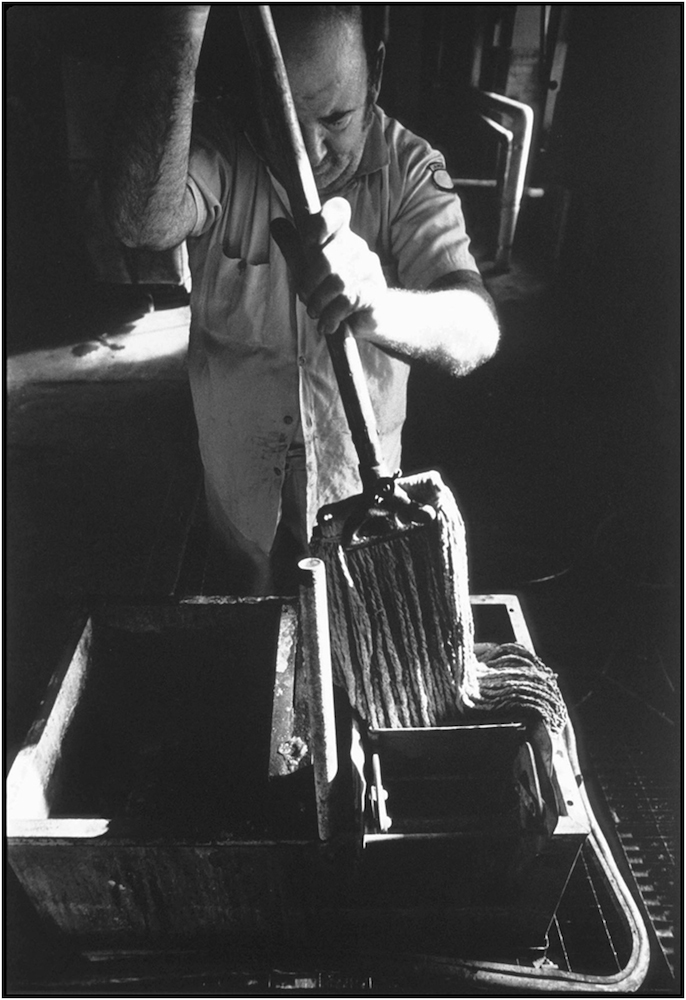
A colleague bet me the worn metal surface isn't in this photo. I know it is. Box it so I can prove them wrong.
[268,601,305,777]
[6,594,649,992]
[298,558,338,840]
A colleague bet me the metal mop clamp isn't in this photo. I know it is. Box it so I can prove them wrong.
[314,338,436,547]
[315,324,436,547]
[239,5,434,549]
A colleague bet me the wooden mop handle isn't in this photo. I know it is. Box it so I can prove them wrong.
[239,5,390,488]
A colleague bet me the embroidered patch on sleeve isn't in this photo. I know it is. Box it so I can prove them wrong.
[428,161,456,192]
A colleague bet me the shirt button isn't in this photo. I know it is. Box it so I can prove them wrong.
[283,415,293,425]
[274,467,282,477]
[298,355,306,367]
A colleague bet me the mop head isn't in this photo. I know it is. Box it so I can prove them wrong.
[311,470,567,733]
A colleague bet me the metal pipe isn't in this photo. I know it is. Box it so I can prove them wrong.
[473,90,535,270]
[298,557,338,840]
[453,177,545,198]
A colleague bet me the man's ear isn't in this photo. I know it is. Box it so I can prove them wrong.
[369,42,385,102]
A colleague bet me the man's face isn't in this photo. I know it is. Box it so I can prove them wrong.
[281,20,377,198]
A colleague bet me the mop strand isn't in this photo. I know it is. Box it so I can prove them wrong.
[311,470,567,733]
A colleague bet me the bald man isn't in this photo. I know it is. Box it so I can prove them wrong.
[106,5,499,595]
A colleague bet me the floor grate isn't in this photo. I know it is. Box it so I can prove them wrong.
[593,747,679,982]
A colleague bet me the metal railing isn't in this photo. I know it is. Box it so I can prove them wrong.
[454,90,535,272]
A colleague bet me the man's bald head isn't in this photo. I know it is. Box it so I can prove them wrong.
[271,5,381,80]
[264,4,385,197]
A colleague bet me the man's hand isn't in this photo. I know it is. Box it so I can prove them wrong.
[271,198,388,339]
[162,4,211,21]
[159,6,211,44]
[271,198,499,376]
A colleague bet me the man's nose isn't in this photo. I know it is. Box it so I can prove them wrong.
[300,124,327,167]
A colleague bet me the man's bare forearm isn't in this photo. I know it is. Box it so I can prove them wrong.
[104,5,210,250]
[273,199,499,377]
[367,286,500,377]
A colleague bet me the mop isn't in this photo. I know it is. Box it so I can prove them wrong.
[312,469,567,732]
[240,5,567,737]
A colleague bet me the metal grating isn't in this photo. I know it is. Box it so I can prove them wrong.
[592,744,679,982]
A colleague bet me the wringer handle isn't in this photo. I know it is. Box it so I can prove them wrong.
[239,4,390,489]
[298,557,338,841]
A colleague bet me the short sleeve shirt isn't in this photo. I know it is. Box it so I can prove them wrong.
[186,105,478,552]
